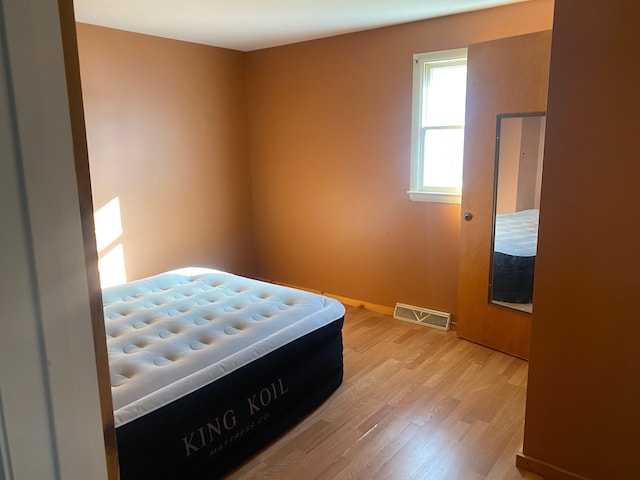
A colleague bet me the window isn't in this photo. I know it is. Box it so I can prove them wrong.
[409,48,468,204]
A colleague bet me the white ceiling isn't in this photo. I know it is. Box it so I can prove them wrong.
[73,0,529,52]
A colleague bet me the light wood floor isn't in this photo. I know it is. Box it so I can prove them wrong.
[225,306,542,479]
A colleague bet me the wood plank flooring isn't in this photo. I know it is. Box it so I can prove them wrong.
[225,306,541,479]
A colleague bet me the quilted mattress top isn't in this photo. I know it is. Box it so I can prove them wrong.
[102,268,345,427]
[494,209,539,257]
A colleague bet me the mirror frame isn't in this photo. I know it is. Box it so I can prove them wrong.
[489,111,546,314]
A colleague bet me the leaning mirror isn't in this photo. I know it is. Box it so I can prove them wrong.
[490,112,546,314]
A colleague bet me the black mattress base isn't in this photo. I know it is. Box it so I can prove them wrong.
[116,317,344,480]
[492,252,535,304]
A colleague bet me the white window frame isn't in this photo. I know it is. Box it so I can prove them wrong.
[408,48,468,204]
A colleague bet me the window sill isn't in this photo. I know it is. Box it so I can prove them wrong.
[408,191,461,204]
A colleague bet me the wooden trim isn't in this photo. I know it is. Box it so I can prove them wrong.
[254,278,395,316]
[56,2,120,478]
[320,292,395,316]
[516,452,590,480]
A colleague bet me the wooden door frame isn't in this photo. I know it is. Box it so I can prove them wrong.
[57,1,120,477]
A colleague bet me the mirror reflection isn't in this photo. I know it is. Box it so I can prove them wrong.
[490,113,546,314]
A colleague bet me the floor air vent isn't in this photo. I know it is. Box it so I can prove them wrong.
[393,303,451,331]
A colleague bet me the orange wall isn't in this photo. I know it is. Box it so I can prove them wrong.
[77,24,255,282]
[522,0,640,478]
[516,116,544,211]
[247,0,554,315]
[497,117,523,214]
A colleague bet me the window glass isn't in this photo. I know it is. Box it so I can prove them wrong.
[422,128,464,188]
[424,65,467,126]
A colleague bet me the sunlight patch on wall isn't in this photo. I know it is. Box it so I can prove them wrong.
[94,196,127,287]
[98,244,127,288]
